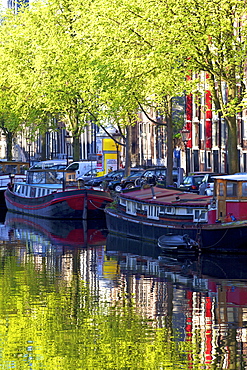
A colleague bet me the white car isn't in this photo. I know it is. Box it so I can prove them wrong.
[198,173,225,196]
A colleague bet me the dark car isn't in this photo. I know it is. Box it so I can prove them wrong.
[108,168,144,192]
[178,173,208,193]
[121,167,171,190]
[87,169,125,188]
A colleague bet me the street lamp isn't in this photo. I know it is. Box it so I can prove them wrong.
[181,128,190,176]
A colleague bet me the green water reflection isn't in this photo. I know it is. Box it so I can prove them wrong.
[0,253,196,370]
[1,214,247,370]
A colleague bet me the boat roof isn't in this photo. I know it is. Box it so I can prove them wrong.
[213,174,247,181]
[121,186,211,206]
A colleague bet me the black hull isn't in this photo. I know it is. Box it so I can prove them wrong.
[5,187,112,219]
[105,208,247,253]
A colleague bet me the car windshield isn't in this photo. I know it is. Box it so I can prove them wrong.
[106,171,123,178]
[183,176,192,185]
[194,176,204,185]
[128,171,145,178]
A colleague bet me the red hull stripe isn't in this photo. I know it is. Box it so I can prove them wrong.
[5,193,84,211]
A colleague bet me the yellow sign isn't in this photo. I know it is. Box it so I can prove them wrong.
[103,138,117,151]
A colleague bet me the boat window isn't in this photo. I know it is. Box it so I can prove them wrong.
[42,188,46,196]
[165,206,175,215]
[136,203,141,210]
[120,198,126,206]
[194,209,208,222]
[159,206,166,215]
[25,186,29,196]
[226,182,237,197]
[242,183,247,196]
[147,205,159,220]
[218,182,224,196]
[126,201,136,216]
[176,208,187,215]
[37,188,41,197]
[186,208,193,214]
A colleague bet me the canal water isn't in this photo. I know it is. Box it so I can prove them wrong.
[0,211,246,369]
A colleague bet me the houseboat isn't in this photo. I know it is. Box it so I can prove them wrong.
[4,169,112,219]
[105,174,247,253]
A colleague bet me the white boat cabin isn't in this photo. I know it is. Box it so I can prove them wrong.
[119,187,211,223]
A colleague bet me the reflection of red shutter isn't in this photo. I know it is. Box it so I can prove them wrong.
[185,291,193,367]
[186,93,192,148]
[205,297,212,364]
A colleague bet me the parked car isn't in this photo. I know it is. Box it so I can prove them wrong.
[108,168,144,192]
[178,173,210,193]
[198,173,227,195]
[121,167,175,190]
[87,169,125,188]
[77,168,100,185]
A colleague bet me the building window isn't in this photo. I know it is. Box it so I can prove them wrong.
[207,152,211,168]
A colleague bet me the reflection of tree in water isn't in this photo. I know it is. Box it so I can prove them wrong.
[0,252,194,369]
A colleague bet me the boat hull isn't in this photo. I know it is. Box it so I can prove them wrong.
[5,187,112,219]
[105,208,247,253]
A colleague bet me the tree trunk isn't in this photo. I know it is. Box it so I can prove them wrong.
[225,81,239,174]
[166,97,173,186]
[226,116,239,174]
[124,126,132,176]
[41,134,47,161]
[6,132,13,161]
[73,136,80,161]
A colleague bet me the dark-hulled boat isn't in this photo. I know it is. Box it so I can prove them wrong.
[105,174,247,253]
[4,169,112,219]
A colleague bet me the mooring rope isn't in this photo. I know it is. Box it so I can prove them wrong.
[88,199,103,210]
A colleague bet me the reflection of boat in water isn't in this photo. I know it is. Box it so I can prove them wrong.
[4,211,108,248]
[106,233,247,281]
[106,232,161,259]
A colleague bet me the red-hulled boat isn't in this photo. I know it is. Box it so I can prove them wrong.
[4,169,112,219]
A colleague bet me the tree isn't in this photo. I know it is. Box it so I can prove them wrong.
[167,0,247,173]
